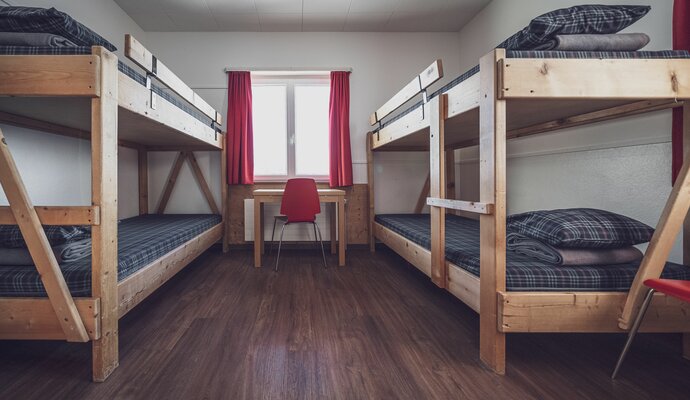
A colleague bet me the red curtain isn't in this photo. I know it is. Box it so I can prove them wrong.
[226,71,254,185]
[673,0,690,183]
[328,71,354,187]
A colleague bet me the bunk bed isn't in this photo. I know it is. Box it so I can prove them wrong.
[366,50,690,374]
[0,34,227,382]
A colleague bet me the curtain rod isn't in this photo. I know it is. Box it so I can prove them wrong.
[224,67,352,72]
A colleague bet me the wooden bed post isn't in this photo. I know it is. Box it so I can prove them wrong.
[91,47,119,382]
[430,95,447,288]
[682,103,690,359]
[479,49,507,374]
[619,102,690,332]
[446,150,456,211]
[138,148,148,215]
[221,133,229,253]
[367,132,376,252]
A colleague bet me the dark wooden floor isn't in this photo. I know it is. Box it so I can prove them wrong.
[1,247,690,399]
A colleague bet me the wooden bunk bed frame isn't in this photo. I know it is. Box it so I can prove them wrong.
[0,36,228,382]
[367,50,690,374]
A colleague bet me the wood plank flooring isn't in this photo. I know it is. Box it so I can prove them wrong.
[1,247,690,399]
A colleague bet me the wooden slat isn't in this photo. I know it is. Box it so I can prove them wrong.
[499,292,690,333]
[156,152,187,214]
[0,205,99,225]
[90,46,119,382]
[414,174,431,214]
[372,105,429,150]
[125,35,219,123]
[684,102,690,360]
[0,298,100,340]
[0,55,100,97]
[138,149,148,215]
[0,127,89,343]
[478,50,507,375]
[619,105,690,330]
[429,95,446,288]
[186,152,221,214]
[374,222,431,276]
[118,224,222,317]
[426,198,494,215]
[0,110,142,149]
[446,73,481,119]
[370,60,443,125]
[448,263,480,313]
[367,133,376,252]
[501,58,690,99]
[221,134,229,253]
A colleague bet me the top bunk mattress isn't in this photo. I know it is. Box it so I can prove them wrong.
[0,45,218,131]
[0,214,221,297]
[375,213,690,292]
[378,50,690,131]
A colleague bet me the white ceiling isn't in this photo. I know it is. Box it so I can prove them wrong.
[115,0,491,32]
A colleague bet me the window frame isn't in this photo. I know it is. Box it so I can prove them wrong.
[251,73,331,182]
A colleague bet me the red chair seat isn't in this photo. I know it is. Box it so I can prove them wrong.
[644,278,690,303]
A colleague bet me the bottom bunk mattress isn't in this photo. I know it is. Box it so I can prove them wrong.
[0,214,221,297]
[375,214,690,292]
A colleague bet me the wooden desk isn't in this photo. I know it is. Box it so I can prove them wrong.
[253,188,346,268]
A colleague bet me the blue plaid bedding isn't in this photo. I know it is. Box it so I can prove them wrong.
[0,214,221,297]
[375,214,690,292]
[0,225,89,248]
[0,46,218,131]
[0,7,116,51]
[376,50,690,131]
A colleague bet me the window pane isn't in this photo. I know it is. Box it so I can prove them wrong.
[252,85,287,176]
[294,85,330,176]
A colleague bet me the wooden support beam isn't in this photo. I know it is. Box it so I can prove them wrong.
[221,134,229,253]
[429,95,447,288]
[426,198,494,215]
[684,102,690,360]
[90,46,119,382]
[479,50,507,375]
[0,206,99,225]
[156,152,187,214]
[619,103,690,331]
[186,152,221,215]
[0,127,89,343]
[371,105,429,150]
[414,173,431,214]
[138,149,148,215]
[446,150,456,201]
[0,55,100,97]
[0,298,100,340]
[370,60,443,125]
[367,133,376,252]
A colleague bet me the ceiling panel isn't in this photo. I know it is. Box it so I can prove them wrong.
[115,0,491,32]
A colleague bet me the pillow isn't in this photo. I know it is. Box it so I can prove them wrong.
[0,225,90,248]
[0,6,117,51]
[497,5,651,50]
[506,208,654,248]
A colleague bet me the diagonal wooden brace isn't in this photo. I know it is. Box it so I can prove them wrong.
[0,128,89,342]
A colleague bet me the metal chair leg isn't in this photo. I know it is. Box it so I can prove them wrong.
[269,217,278,255]
[612,288,656,379]
[313,223,318,250]
[314,222,328,269]
[274,222,287,272]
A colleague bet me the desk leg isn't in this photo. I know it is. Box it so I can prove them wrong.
[254,198,261,268]
[259,203,265,255]
[338,199,346,266]
[330,203,337,254]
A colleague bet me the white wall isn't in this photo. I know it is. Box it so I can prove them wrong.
[0,0,147,218]
[144,31,465,214]
[455,0,683,262]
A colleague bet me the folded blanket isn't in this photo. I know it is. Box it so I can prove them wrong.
[0,32,77,47]
[507,233,643,266]
[533,33,650,51]
[0,238,91,266]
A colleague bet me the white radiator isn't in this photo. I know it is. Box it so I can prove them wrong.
[243,199,334,242]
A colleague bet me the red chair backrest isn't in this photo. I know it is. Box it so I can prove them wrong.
[280,178,321,223]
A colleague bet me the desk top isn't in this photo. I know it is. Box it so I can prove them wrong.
[253,188,346,196]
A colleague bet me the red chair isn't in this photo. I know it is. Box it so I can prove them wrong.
[274,178,327,271]
[612,278,690,379]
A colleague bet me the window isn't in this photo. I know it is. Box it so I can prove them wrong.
[252,74,330,181]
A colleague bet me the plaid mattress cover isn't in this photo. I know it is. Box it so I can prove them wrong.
[0,46,218,130]
[0,214,221,297]
[375,214,690,292]
[377,50,690,131]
